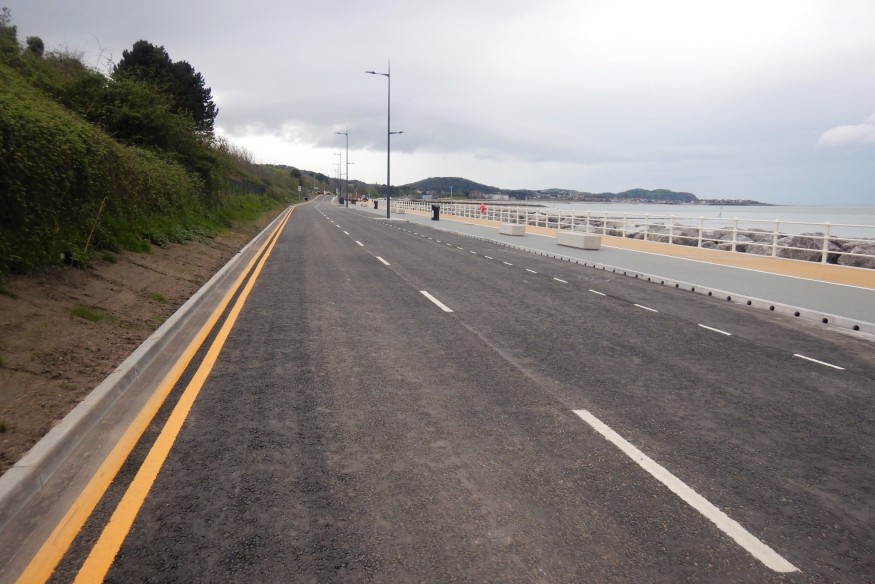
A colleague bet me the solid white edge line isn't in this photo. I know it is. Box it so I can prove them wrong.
[634,304,659,313]
[698,324,732,336]
[420,290,454,313]
[793,354,845,370]
[554,278,568,283]
[589,289,606,296]
[376,257,390,266]
[355,241,364,247]
[572,409,798,573]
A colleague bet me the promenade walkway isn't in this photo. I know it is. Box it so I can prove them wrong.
[349,201,875,333]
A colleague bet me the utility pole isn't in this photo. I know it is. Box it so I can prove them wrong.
[336,130,349,207]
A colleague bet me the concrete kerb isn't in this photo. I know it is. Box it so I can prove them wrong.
[385,216,875,338]
[0,206,292,533]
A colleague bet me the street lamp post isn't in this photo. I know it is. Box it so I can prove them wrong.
[333,153,341,203]
[335,130,349,207]
[366,65,403,219]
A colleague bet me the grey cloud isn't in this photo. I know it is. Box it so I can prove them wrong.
[817,114,875,148]
[6,0,875,203]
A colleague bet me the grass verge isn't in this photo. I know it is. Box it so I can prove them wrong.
[70,306,115,323]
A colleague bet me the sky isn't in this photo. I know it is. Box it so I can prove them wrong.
[7,0,875,204]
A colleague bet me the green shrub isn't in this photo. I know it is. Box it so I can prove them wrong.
[0,63,208,273]
[0,17,298,277]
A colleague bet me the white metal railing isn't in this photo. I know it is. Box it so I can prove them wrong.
[382,199,875,267]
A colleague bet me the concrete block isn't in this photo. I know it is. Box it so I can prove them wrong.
[556,231,602,250]
[499,223,526,236]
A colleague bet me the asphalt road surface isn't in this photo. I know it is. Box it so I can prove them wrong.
[29,197,875,582]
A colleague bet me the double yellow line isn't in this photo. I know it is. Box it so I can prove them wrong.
[18,207,294,583]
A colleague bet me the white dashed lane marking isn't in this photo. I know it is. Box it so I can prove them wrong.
[698,324,732,336]
[794,354,844,370]
[420,291,454,313]
[573,409,798,573]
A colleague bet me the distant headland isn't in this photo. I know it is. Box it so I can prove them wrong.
[398,177,770,206]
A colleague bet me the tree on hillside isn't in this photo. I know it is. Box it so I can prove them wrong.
[0,7,13,33]
[0,7,17,56]
[114,40,218,135]
[114,40,172,83]
[25,36,43,57]
[168,60,218,134]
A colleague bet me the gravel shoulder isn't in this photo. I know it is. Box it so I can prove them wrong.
[0,209,284,475]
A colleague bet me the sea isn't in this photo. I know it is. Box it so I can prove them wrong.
[535,203,875,238]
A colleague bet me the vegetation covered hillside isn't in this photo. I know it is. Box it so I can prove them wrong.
[404,178,701,203]
[404,177,502,197]
[0,9,320,275]
[614,188,698,203]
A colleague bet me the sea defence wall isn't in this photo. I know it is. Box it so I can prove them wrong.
[391,200,875,269]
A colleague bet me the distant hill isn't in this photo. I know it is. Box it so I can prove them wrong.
[615,188,698,203]
[404,177,501,195]
[402,177,700,203]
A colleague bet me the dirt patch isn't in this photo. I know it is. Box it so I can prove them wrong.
[0,208,285,476]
